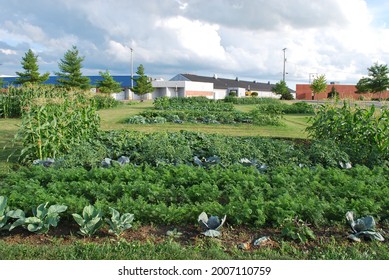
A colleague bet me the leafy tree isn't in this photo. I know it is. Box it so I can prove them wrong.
[96,70,123,93]
[131,64,154,100]
[272,80,293,100]
[55,46,90,90]
[0,77,3,88]
[15,49,49,85]
[310,74,327,100]
[327,85,339,99]
[355,63,389,99]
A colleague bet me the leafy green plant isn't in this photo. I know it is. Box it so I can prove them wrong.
[72,205,104,236]
[22,202,67,234]
[0,196,25,231]
[166,228,183,239]
[281,217,316,243]
[105,207,134,236]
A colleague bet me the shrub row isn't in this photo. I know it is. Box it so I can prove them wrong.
[1,164,388,227]
[224,97,315,114]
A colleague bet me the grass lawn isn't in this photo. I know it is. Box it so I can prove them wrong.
[98,101,310,138]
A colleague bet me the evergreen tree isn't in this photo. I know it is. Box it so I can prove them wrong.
[15,49,49,85]
[55,46,90,89]
[96,70,123,93]
[131,64,154,100]
[271,80,293,100]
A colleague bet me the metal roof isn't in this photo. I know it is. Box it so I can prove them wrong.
[171,73,295,92]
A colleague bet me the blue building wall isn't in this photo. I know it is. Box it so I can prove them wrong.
[1,75,137,88]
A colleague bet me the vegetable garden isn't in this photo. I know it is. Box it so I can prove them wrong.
[0,86,388,260]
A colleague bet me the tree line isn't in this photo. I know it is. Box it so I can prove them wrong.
[1,46,154,98]
[270,63,389,100]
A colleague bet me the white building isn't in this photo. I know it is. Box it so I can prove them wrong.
[149,74,294,100]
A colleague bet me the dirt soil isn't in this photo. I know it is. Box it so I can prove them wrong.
[1,222,387,252]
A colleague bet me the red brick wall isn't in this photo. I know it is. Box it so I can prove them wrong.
[296,84,389,100]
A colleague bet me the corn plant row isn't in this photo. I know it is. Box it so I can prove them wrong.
[0,85,119,118]
[1,164,388,228]
[307,102,389,166]
[8,85,100,162]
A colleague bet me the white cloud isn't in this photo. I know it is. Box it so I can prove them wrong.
[0,48,17,55]
[156,16,227,62]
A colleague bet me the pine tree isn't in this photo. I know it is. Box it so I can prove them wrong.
[55,46,90,89]
[132,64,154,100]
[15,49,49,85]
[96,70,123,93]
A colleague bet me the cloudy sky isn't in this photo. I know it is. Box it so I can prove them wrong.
[1,0,388,88]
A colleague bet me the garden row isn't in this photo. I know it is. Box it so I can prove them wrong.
[0,85,119,119]
[1,164,388,228]
[126,97,314,126]
[1,196,133,237]
[48,130,351,169]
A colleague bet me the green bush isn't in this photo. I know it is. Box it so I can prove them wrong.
[283,102,315,114]
[93,94,120,109]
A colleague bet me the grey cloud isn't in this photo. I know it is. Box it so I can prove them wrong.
[181,0,347,30]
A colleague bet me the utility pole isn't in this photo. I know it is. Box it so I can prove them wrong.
[282,48,287,82]
[130,48,134,89]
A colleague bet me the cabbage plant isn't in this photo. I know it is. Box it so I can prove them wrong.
[22,202,67,234]
[1,196,26,231]
[198,212,226,237]
[106,207,134,236]
[72,205,104,236]
[346,211,385,242]
[0,196,24,231]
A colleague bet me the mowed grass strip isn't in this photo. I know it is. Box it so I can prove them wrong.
[97,101,310,138]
